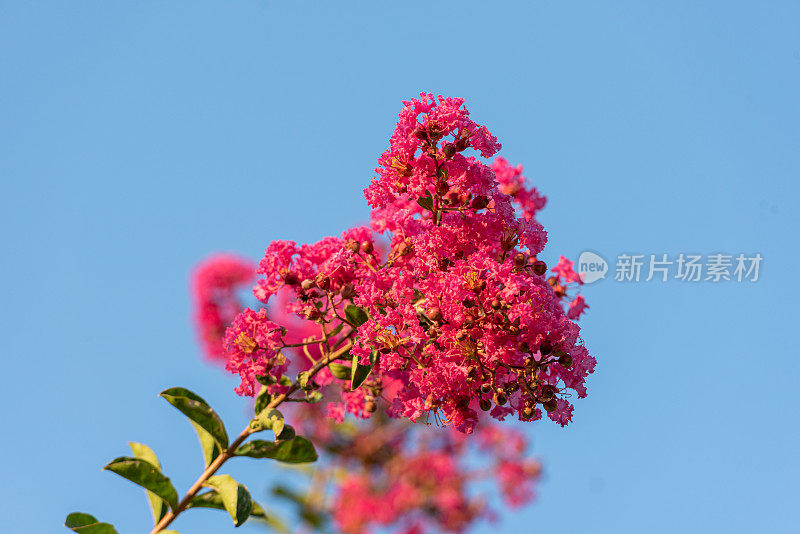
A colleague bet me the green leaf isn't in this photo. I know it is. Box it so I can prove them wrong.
[303,390,323,403]
[254,386,271,415]
[416,190,434,211]
[251,408,284,439]
[235,437,318,464]
[103,457,179,510]
[351,351,379,389]
[328,362,352,380]
[189,490,266,518]
[344,304,369,327]
[203,475,253,527]
[128,442,168,524]
[64,513,117,534]
[192,421,223,467]
[328,322,345,336]
[160,387,229,461]
[271,486,327,530]
[275,424,296,441]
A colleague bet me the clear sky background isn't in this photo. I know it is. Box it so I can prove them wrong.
[1,2,798,533]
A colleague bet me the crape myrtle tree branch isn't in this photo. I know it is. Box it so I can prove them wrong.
[66,93,596,534]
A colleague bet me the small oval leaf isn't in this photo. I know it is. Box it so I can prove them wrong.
[328,363,352,380]
[189,490,267,518]
[351,351,379,389]
[103,457,178,510]
[65,513,118,534]
[128,443,168,524]
[160,387,229,451]
[344,305,369,327]
[235,437,318,464]
[203,475,253,527]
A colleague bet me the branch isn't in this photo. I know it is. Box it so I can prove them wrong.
[149,339,355,534]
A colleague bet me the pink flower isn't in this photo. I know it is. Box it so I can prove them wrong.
[567,294,589,319]
[190,254,254,361]
[222,308,286,396]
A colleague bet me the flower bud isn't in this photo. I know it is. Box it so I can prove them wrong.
[479,398,492,411]
[341,283,356,299]
[539,340,553,356]
[513,252,527,268]
[345,238,360,253]
[522,405,535,419]
[282,270,299,286]
[500,228,519,251]
[496,392,508,406]
[456,330,468,341]
[470,195,490,210]
[364,400,377,413]
[463,317,474,328]
[518,341,531,353]
[427,307,443,323]
[480,383,492,395]
[413,127,428,140]
[462,298,475,308]
[491,299,502,310]
[435,179,449,196]
[442,142,457,158]
[314,273,330,291]
[532,260,547,276]
[543,399,558,413]
[361,241,374,254]
[558,353,573,369]
[303,306,321,321]
[300,279,315,290]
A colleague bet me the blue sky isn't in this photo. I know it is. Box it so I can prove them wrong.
[1,2,798,533]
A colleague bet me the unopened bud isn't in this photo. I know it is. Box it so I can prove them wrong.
[364,400,377,413]
[413,127,428,140]
[514,252,527,268]
[491,299,502,310]
[543,399,558,413]
[341,283,356,299]
[539,340,553,356]
[479,398,492,411]
[456,330,468,341]
[435,180,449,196]
[361,241,374,254]
[314,273,330,291]
[470,195,490,210]
[522,405,535,419]
[496,392,508,406]
[303,306,321,320]
[442,143,457,158]
[480,383,492,395]
[500,228,519,251]
[282,271,299,286]
[533,260,547,276]
[558,353,573,369]
[462,298,475,308]
[300,279,315,290]
[427,307,443,323]
[345,238,360,253]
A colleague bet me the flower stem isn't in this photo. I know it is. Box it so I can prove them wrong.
[149,340,354,534]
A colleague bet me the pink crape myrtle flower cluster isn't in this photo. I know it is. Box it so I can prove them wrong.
[192,253,543,534]
[221,93,596,434]
[328,423,540,534]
